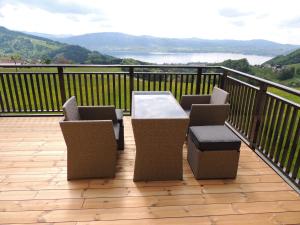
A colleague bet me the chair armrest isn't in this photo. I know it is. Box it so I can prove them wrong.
[189,104,230,126]
[78,106,117,123]
[180,95,211,110]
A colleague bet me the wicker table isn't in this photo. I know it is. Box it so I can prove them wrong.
[131,91,189,181]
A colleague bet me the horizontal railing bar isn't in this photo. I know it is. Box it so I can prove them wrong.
[222,66,300,97]
[0,71,223,77]
[0,64,220,69]
[227,76,259,90]
[65,72,129,75]
[0,113,63,117]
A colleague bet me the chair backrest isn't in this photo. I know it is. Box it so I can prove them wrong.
[190,104,230,126]
[62,96,80,121]
[210,87,229,104]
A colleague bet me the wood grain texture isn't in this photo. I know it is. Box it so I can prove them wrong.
[0,116,299,224]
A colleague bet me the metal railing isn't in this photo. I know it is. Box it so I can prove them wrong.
[0,64,299,192]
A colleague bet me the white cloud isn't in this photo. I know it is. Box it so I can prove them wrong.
[0,0,299,44]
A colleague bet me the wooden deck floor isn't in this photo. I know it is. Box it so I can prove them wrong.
[0,117,299,225]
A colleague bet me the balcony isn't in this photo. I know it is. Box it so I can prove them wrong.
[0,64,299,224]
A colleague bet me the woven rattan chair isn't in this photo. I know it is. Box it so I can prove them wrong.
[180,87,230,126]
[60,96,122,180]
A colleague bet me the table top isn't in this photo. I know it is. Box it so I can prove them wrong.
[131,91,189,119]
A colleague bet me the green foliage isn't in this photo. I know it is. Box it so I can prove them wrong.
[277,67,295,80]
[221,58,251,73]
[296,67,300,76]
[265,48,300,66]
[0,26,62,61]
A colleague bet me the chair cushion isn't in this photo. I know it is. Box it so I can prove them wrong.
[63,96,80,121]
[210,87,229,104]
[189,125,241,151]
[113,123,120,140]
[184,109,191,116]
[116,109,123,121]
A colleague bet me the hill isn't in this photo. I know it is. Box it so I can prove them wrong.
[264,48,300,66]
[0,26,122,64]
[53,32,300,56]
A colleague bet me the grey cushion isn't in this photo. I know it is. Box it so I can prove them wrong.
[62,96,80,121]
[113,123,120,140]
[116,109,123,121]
[210,87,229,104]
[189,125,241,151]
[184,109,191,116]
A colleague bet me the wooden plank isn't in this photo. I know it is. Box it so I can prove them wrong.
[1,201,300,223]
[0,117,299,225]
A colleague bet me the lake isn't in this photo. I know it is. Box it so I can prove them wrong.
[112,52,272,65]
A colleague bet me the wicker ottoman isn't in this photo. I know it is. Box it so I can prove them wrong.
[188,126,241,179]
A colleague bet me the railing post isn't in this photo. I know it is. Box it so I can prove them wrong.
[129,66,134,115]
[220,69,228,89]
[249,82,268,149]
[58,66,66,107]
[195,67,202,94]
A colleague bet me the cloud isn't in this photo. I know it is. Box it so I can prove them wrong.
[282,17,300,28]
[219,8,254,18]
[0,0,98,14]
[231,20,245,27]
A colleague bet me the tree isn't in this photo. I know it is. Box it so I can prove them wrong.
[41,55,51,64]
[222,58,251,73]
[10,54,21,65]
[296,67,300,76]
[10,54,21,72]
[277,67,295,80]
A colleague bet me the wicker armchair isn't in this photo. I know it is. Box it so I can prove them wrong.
[180,87,230,126]
[59,96,123,180]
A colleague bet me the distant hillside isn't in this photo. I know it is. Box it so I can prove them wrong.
[264,49,300,66]
[0,26,122,64]
[53,32,300,56]
[0,26,63,60]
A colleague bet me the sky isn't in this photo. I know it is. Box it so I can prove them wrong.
[0,0,300,44]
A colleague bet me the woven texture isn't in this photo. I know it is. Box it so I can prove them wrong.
[60,120,117,180]
[78,106,124,150]
[187,133,240,179]
[180,95,210,110]
[180,87,230,127]
[132,119,188,181]
[60,97,124,179]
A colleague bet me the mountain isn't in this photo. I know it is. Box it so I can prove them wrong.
[24,31,72,40]
[264,48,300,66]
[53,32,300,56]
[0,26,122,64]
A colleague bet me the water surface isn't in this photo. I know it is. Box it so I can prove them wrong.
[112,52,272,65]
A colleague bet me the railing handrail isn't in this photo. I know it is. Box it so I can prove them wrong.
[221,66,300,97]
[0,64,219,69]
[1,64,299,96]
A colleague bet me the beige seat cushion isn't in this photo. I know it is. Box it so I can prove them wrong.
[210,87,229,104]
[62,96,80,121]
